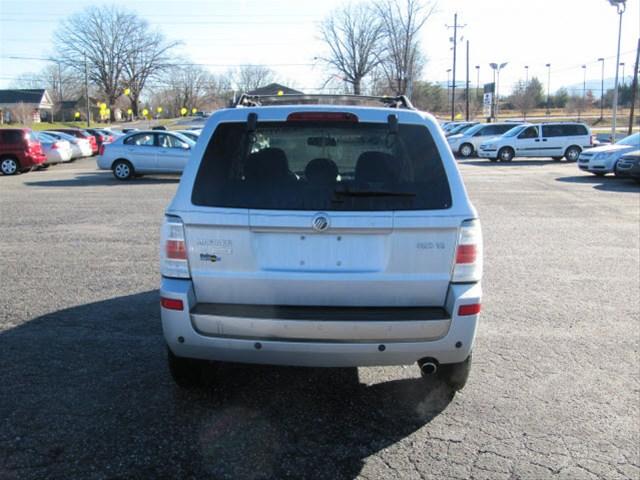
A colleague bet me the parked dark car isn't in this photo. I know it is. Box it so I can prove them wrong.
[49,128,98,155]
[615,150,640,183]
[84,128,114,148]
[0,128,46,175]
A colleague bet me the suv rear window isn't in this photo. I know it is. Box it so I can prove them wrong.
[0,130,24,144]
[192,121,451,211]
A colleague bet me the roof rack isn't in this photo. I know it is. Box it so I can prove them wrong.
[232,93,416,110]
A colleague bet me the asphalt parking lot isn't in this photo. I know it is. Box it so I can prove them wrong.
[1,158,638,480]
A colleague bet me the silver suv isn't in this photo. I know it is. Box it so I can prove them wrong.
[160,95,483,392]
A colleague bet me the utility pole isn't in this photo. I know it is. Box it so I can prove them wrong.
[465,40,470,121]
[84,52,90,127]
[628,37,639,135]
[57,61,63,122]
[598,58,605,121]
[446,13,466,121]
[475,65,480,102]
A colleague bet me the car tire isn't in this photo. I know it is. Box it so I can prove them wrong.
[112,159,134,180]
[564,146,581,162]
[438,354,473,391]
[167,348,206,389]
[0,157,19,175]
[459,143,474,158]
[498,147,514,162]
[552,156,563,161]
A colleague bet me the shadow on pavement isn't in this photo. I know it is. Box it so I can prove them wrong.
[556,175,640,193]
[24,172,180,187]
[0,291,452,479]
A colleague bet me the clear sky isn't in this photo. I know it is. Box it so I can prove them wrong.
[0,0,638,95]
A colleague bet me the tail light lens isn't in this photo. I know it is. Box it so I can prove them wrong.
[99,144,105,156]
[452,219,483,283]
[51,142,60,150]
[287,112,358,122]
[458,303,481,316]
[160,216,190,278]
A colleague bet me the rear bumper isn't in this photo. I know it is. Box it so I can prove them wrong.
[160,277,481,367]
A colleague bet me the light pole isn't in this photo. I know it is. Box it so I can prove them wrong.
[580,65,587,121]
[546,63,551,117]
[598,57,605,120]
[620,62,626,85]
[608,0,626,143]
[489,62,507,121]
[524,65,529,120]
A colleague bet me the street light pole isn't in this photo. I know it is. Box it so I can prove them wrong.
[546,63,551,117]
[620,62,625,85]
[475,65,480,102]
[609,0,626,143]
[489,62,507,121]
[580,65,586,121]
[524,65,529,121]
[598,57,605,120]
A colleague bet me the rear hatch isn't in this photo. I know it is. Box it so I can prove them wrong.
[183,113,460,307]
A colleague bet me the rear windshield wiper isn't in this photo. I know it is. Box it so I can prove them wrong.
[333,186,416,197]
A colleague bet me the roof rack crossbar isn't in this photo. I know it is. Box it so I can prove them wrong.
[232,93,415,110]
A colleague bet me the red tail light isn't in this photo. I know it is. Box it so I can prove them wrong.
[287,112,358,122]
[458,303,481,316]
[99,144,105,156]
[51,142,59,150]
[455,244,477,264]
[161,297,184,311]
[166,239,187,260]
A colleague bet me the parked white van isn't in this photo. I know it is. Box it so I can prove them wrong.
[478,122,592,162]
[448,122,520,158]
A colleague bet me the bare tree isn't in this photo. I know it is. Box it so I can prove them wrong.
[9,103,34,125]
[318,2,384,95]
[153,64,213,116]
[123,19,180,117]
[510,80,536,119]
[374,0,436,96]
[232,65,276,92]
[54,6,152,120]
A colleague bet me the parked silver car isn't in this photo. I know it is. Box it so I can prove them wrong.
[42,131,92,159]
[33,132,73,165]
[97,130,195,180]
[160,96,483,393]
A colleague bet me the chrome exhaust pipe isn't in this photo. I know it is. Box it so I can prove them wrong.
[418,358,438,375]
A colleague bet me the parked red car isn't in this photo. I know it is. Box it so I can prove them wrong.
[84,128,114,148]
[0,128,46,175]
[49,128,98,155]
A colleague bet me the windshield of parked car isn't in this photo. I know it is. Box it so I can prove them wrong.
[193,120,451,211]
[448,123,475,135]
[503,125,528,137]
[618,133,640,146]
[461,124,485,136]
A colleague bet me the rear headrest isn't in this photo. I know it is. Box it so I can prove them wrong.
[245,148,290,180]
[304,158,339,185]
[355,151,398,183]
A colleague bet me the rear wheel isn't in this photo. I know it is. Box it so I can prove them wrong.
[167,349,207,389]
[437,354,472,391]
[498,147,514,162]
[419,354,473,392]
[1,157,19,175]
[459,143,474,158]
[112,159,133,180]
[564,146,581,162]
